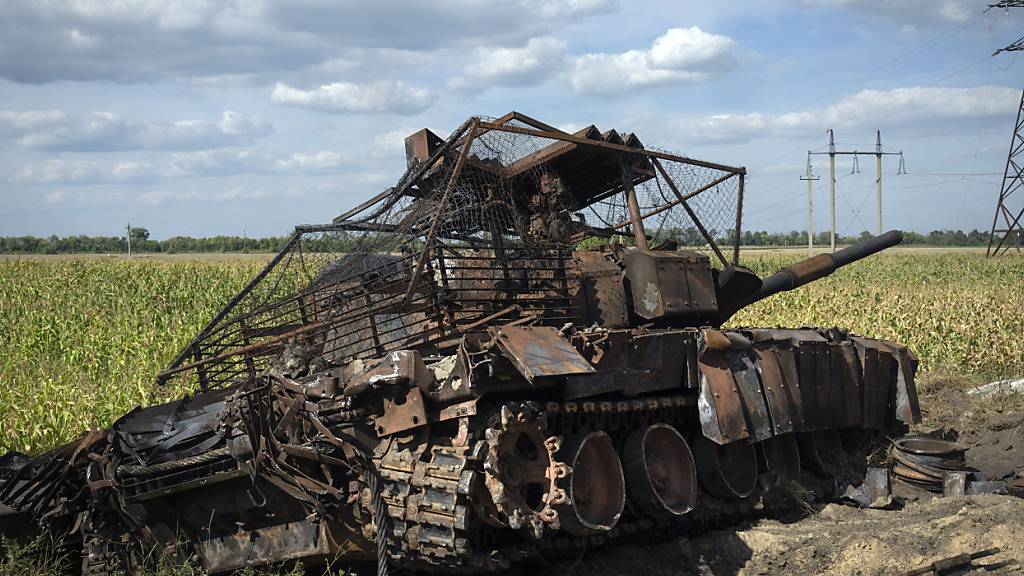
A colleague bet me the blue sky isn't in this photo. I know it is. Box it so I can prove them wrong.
[1,0,1021,239]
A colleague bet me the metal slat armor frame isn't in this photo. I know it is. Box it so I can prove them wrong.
[158,113,746,392]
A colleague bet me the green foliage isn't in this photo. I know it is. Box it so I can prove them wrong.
[736,228,1001,247]
[0,258,264,453]
[129,227,151,243]
[731,252,1024,381]
[0,535,70,576]
[0,235,291,255]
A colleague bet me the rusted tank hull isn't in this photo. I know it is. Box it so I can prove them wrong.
[0,113,920,574]
[0,326,917,574]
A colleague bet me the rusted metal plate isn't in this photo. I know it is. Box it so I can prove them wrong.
[878,342,922,425]
[374,387,428,437]
[565,330,685,399]
[772,329,825,431]
[833,341,863,428]
[697,349,749,445]
[751,344,797,435]
[729,352,773,442]
[811,342,841,430]
[197,517,331,573]
[795,341,821,431]
[490,326,595,382]
[436,399,478,422]
[622,250,717,321]
[876,349,898,427]
[624,332,686,396]
[773,343,805,431]
[574,251,629,328]
[854,339,886,430]
[684,332,700,389]
[343,349,429,395]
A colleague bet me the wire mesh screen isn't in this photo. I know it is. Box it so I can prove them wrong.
[160,113,744,391]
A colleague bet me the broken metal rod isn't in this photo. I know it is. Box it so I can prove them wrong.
[899,547,1001,576]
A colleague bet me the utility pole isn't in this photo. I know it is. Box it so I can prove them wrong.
[126,223,132,258]
[875,131,883,235]
[800,156,820,256]
[985,1,1024,256]
[811,130,904,251]
[829,130,836,251]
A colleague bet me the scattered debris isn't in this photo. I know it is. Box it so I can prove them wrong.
[841,467,894,508]
[899,547,1001,576]
[891,436,966,492]
[967,378,1024,399]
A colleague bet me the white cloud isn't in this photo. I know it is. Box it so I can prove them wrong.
[792,0,976,26]
[137,187,279,205]
[13,147,355,185]
[519,0,616,20]
[41,185,296,207]
[568,27,737,94]
[271,81,435,114]
[0,0,615,84]
[684,85,1020,143]
[0,110,272,152]
[373,129,414,153]
[452,37,567,90]
[648,27,738,72]
[14,160,103,184]
[273,151,349,170]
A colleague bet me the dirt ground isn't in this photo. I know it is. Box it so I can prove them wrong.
[555,379,1024,576]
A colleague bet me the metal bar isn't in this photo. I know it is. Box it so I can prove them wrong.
[609,171,735,231]
[652,158,730,267]
[158,318,333,381]
[988,87,1024,256]
[476,121,746,175]
[162,230,301,376]
[403,120,480,302]
[333,118,473,224]
[458,305,520,331]
[737,171,745,264]
[621,157,649,250]
[994,205,1024,255]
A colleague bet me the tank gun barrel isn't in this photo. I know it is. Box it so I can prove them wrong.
[757,230,903,301]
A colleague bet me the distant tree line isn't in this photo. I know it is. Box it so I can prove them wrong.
[0,227,290,254]
[735,228,997,247]
[0,227,1008,255]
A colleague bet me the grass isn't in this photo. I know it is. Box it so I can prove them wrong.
[1,251,1022,455]
[0,535,336,576]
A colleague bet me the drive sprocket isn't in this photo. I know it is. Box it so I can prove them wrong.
[482,402,568,539]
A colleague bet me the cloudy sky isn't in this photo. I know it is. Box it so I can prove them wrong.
[1,0,1021,239]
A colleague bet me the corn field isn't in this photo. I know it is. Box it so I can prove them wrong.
[1,252,1022,455]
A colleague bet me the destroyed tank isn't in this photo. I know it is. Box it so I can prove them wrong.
[0,112,921,575]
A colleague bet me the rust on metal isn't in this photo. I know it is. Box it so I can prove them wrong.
[490,326,595,382]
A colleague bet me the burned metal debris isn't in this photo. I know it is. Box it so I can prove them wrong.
[1,112,921,575]
[891,436,967,492]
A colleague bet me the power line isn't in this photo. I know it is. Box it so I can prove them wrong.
[809,129,904,250]
[986,1,1024,255]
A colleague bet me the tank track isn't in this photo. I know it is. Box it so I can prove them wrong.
[369,394,701,572]
[372,442,488,571]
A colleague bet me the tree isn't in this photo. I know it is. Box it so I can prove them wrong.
[129,227,150,242]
